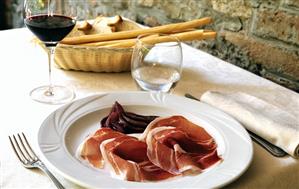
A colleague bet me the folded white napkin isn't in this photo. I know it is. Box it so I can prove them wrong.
[200,91,299,158]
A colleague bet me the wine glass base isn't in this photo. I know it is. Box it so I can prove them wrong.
[30,85,75,105]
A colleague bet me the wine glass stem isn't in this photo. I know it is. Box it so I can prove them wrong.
[46,46,55,96]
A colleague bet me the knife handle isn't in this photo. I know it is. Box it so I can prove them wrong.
[246,130,287,157]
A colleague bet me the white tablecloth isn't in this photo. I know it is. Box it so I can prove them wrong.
[0,28,298,188]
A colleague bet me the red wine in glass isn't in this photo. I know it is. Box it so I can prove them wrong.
[25,14,75,47]
[24,14,76,104]
[24,0,77,105]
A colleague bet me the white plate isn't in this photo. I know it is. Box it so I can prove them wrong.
[38,92,253,188]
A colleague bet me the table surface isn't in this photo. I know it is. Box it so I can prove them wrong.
[0,28,298,189]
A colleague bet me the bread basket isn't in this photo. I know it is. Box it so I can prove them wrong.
[54,18,142,73]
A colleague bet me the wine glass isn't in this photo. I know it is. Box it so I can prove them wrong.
[24,0,76,104]
[131,33,183,93]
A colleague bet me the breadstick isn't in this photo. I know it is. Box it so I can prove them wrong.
[104,30,216,48]
[201,31,217,39]
[168,28,196,33]
[61,17,212,45]
[80,31,187,47]
[82,30,216,48]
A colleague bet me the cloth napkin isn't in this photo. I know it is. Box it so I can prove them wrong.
[200,91,299,158]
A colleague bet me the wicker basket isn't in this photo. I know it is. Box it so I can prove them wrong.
[54,45,133,72]
[54,19,141,73]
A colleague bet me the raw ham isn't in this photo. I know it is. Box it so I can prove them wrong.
[79,114,222,182]
[80,128,124,168]
[140,115,214,142]
[100,135,175,182]
[140,116,221,175]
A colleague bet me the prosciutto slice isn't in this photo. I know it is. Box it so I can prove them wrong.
[140,116,221,175]
[100,135,175,182]
[80,128,124,168]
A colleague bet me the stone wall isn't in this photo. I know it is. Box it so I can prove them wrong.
[7,0,299,92]
[3,0,24,29]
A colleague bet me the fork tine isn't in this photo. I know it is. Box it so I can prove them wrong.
[9,135,26,164]
[21,133,38,160]
[12,135,29,162]
[17,133,34,161]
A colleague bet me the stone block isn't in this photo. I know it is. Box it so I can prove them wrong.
[222,17,242,32]
[179,8,202,21]
[163,3,182,19]
[100,0,129,9]
[252,8,299,46]
[160,0,206,20]
[249,0,281,8]
[211,0,252,18]
[250,0,261,8]
[143,16,161,26]
[101,0,114,4]
[224,31,299,79]
[283,0,299,9]
[137,0,154,7]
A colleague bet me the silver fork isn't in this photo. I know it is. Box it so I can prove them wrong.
[9,133,65,189]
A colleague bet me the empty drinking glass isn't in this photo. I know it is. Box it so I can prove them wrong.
[131,33,183,93]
